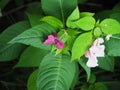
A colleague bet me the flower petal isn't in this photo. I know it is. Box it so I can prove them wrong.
[86,53,98,67]
[55,39,64,49]
[44,35,55,44]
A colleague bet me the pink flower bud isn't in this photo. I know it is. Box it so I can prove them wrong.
[44,33,64,49]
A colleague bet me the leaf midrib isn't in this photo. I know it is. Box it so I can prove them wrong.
[54,55,62,90]
[59,0,65,25]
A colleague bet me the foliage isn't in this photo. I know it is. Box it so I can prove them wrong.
[0,0,120,90]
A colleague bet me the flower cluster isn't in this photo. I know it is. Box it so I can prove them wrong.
[85,38,105,68]
[44,33,64,49]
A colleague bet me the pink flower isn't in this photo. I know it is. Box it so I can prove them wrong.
[44,33,64,49]
[85,38,105,67]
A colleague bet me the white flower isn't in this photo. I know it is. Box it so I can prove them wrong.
[85,38,105,68]
[106,34,112,41]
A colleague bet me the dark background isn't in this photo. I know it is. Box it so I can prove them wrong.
[0,0,120,90]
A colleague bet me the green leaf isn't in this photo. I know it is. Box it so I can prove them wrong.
[110,13,120,23]
[15,46,49,67]
[27,69,38,90]
[70,65,79,90]
[105,34,120,56]
[37,52,77,90]
[80,12,95,17]
[41,16,63,28]
[0,21,30,61]
[25,2,44,27]
[9,23,58,50]
[89,82,108,90]
[41,0,77,23]
[26,13,43,27]
[72,32,92,60]
[79,57,91,81]
[93,27,102,38]
[66,7,80,28]
[88,73,96,84]
[76,17,95,31]
[100,18,120,34]
[98,56,114,72]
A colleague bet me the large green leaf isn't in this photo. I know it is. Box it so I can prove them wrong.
[98,56,114,72]
[41,16,63,28]
[37,52,77,90]
[76,16,95,31]
[9,23,58,50]
[79,57,91,81]
[41,0,77,23]
[27,69,38,90]
[0,21,30,61]
[100,18,120,34]
[66,7,80,28]
[72,32,92,60]
[15,46,49,67]
[105,34,120,56]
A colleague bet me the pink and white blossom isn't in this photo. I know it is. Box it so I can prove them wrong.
[44,33,64,49]
[85,38,105,68]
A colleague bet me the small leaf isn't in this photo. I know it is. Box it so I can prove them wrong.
[9,23,58,50]
[80,12,95,17]
[27,69,38,90]
[100,18,120,34]
[79,57,91,81]
[76,16,95,30]
[37,52,77,90]
[41,16,63,28]
[72,32,92,60]
[15,46,49,67]
[66,7,80,28]
[98,56,114,72]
